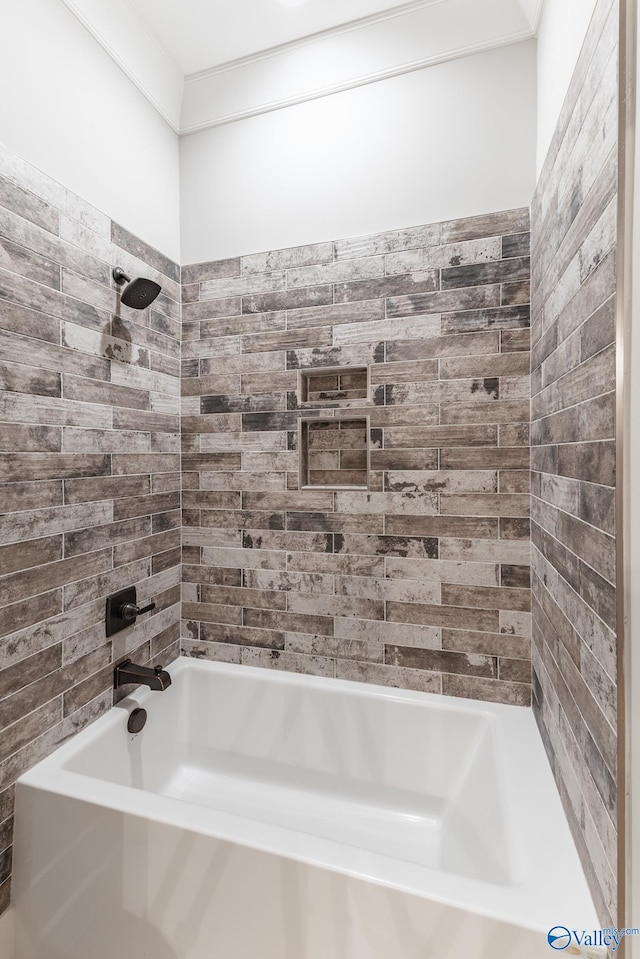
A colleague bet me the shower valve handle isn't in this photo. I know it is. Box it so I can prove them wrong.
[120,601,156,622]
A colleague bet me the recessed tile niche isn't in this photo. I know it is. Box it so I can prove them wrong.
[299,366,369,405]
[299,417,370,489]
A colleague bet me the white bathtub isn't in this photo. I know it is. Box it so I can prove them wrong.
[13,658,601,959]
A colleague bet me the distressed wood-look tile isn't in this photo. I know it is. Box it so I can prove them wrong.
[530,0,619,927]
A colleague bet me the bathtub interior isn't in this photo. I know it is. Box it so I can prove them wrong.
[61,662,513,886]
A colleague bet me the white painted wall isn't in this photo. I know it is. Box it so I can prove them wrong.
[536,0,599,173]
[0,0,180,261]
[180,40,537,264]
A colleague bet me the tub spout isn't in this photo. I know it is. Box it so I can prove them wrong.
[114,659,172,692]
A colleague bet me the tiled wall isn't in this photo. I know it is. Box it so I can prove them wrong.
[530,0,618,925]
[0,146,182,915]
[181,210,533,703]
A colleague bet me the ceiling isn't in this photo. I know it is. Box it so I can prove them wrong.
[59,0,543,133]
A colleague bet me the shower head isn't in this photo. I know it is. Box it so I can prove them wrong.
[113,267,162,310]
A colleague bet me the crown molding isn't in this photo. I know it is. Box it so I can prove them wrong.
[531,0,544,32]
[181,28,535,135]
[184,0,447,85]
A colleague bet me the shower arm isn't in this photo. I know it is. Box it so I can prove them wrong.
[112,267,131,286]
